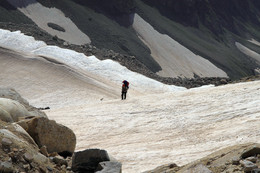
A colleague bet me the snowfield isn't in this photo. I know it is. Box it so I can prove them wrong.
[46,81,260,172]
[0,29,259,172]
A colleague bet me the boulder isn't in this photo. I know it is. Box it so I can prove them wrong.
[0,88,47,118]
[0,98,30,122]
[18,117,76,156]
[96,161,122,173]
[72,149,110,172]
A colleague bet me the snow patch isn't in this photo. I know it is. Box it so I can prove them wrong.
[236,42,260,63]
[6,0,90,45]
[248,39,260,47]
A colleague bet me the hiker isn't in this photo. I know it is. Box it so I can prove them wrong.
[121,80,129,100]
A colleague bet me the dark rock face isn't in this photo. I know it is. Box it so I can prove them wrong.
[141,0,260,36]
[73,0,135,26]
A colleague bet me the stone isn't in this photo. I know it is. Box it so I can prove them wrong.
[23,152,33,163]
[245,156,257,163]
[33,152,49,165]
[46,166,53,171]
[0,161,14,173]
[22,117,76,156]
[1,138,12,146]
[232,156,240,165]
[72,149,110,172]
[39,165,47,173]
[52,155,68,166]
[240,160,258,172]
[39,146,48,157]
[49,152,58,157]
[12,148,18,152]
[220,79,228,84]
[23,164,30,171]
[96,161,122,173]
[183,164,213,173]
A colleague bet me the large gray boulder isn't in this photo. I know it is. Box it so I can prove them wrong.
[17,117,76,156]
[0,88,47,118]
[72,149,110,172]
[0,98,30,122]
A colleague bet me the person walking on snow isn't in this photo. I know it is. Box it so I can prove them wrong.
[121,80,129,100]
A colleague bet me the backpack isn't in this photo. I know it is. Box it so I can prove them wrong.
[123,80,129,88]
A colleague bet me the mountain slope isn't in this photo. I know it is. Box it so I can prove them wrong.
[1,0,260,79]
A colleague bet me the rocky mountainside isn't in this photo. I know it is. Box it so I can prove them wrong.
[0,0,260,80]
